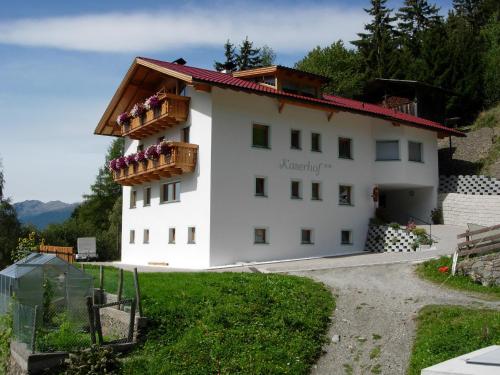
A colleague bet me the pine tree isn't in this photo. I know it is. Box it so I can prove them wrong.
[260,45,276,67]
[0,159,4,202]
[214,40,237,72]
[352,0,399,79]
[453,0,500,30]
[237,37,262,70]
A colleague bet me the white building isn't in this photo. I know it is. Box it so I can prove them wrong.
[95,57,464,269]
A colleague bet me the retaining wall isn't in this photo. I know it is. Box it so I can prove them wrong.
[456,252,500,287]
[438,193,500,227]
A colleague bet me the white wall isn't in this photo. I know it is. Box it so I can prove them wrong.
[208,88,439,267]
[439,193,500,227]
[120,86,213,268]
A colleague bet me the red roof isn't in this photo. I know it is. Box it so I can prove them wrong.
[139,57,465,137]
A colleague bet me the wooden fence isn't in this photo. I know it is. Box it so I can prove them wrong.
[39,245,75,264]
[451,224,500,274]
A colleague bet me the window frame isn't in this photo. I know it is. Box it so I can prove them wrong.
[408,141,424,163]
[290,129,302,150]
[290,179,302,200]
[254,227,269,245]
[254,176,268,198]
[143,186,151,207]
[311,181,322,201]
[252,123,271,149]
[160,181,181,204]
[311,132,322,152]
[375,140,400,161]
[339,184,353,206]
[338,137,353,160]
[301,228,314,245]
[341,230,353,245]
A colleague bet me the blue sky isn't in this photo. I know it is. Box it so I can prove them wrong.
[0,0,454,203]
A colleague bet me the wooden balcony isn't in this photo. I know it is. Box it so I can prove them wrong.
[112,142,198,186]
[122,94,190,139]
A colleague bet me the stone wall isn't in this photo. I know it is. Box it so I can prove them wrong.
[438,193,500,227]
[456,252,500,287]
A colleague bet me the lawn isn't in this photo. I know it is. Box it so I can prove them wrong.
[84,266,334,374]
[415,256,500,299]
[408,305,500,375]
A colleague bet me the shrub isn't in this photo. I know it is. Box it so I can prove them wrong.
[388,222,401,230]
[431,208,443,224]
[412,228,427,237]
[62,345,121,375]
[0,312,12,374]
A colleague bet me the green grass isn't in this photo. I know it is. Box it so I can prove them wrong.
[408,305,500,375]
[415,257,500,299]
[84,266,335,374]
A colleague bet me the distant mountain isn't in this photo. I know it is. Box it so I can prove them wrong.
[14,200,79,229]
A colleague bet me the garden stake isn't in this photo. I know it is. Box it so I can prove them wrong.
[133,268,143,317]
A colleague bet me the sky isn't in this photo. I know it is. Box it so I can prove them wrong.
[0,0,454,203]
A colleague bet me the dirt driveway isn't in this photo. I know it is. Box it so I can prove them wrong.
[292,263,500,375]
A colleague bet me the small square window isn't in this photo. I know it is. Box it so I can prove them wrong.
[312,182,321,200]
[341,230,352,245]
[301,229,314,244]
[188,227,196,244]
[255,177,267,197]
[182,127,190,143]
[169,228,176,244]
[130,190,137,209]
[338,137,352,159]
[143,187,151,206]
[291,180,302,199]
[254,228,267,244]
[376,140,400,161]
[291,130,301,150]
[143,229,149,244]
[339,185,352,206]
[311,133,321,152]
[408,141,423,162]
[252,124,270,148]
[129,230,135,244]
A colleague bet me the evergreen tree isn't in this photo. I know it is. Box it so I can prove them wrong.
[260,45,276,67]
[0,159,21,267]
[214,40,237,72]
[237,37,262,70]
[453,0,500,29]
[481,14,500,107]
[352,0,399,79]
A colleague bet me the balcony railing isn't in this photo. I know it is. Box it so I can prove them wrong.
[112,142,198,186]
[122,94,190,139]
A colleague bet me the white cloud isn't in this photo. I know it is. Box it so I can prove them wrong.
[0,4,368,53]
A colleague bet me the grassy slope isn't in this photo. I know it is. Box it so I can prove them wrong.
[85,266,334,375]
[415,257,500,299]
[408,305,500,375]
[473,103,500,175]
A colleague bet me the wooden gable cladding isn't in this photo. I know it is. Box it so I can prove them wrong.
[112,142,198,186]
[121,94,190,140]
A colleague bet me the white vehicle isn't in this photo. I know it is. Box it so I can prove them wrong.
[76,237,97,261]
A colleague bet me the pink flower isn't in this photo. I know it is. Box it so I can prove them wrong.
[116,156,127,169]
[156,141,171,155]
[125,154,137,166]
[108,159,118,172]
[130,103,146,118]
[144,95,161,110]
[116,112,131,126]
[135,151,146,163]
[145,144,159,160]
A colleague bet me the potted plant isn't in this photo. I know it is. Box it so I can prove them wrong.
[156,141,172,162]
[145,145,160,167]
[131,103,146,125]
[125,153,138,173]
[116,112,131,132]
[144,94,162,120]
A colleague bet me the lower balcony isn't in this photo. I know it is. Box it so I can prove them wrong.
[112,142,198,186]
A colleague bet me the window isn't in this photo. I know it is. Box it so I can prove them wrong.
[338,137,352,159]
[143,229,149,244]
[169,228,176,244]
[291,180,302,199]
[311,182,321,200]
[252,124,270,148]
[341,230,352,245]
[182,127,190,143]
[130,190,137,209]
[376,140,400,161]
[157,136,165,143]
[301,229,314,244]
[137,144,144,152]
[161,182,181,203]
[129,230,135,244]
[339,185,353,206]
[255,177,267,197]
[408,141,423,162]
[143,187,151,207]
[291,129,301,150]
[188,227,196,244]
[254,228,268,244]
[311,133,321,152]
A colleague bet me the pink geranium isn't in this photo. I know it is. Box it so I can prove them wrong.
[145,144,159,160]
[135,151,146,163]
[130,103,146,118]
[144,95,161,110]
[125,153,137,166]
[156,141,171,155]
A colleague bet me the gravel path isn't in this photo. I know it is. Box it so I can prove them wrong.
[292,263,500,375]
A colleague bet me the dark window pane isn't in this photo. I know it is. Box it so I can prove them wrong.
[339,138,352,159]
[291,130,301,149]
[255,178,265,196]
[341,230,352,244]
[291,181,301,199]
[253,124,269,148]
[409,141,422,162]
[339,185,352,205]
[311,133,321,152]
[182,127,190,143]
[255,229,266,244]
[301,229,312,244]
[312,183,320,200]
[376,141,399,160]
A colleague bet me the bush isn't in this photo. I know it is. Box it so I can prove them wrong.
[431,208,443,224]
[36,314,91,353]
[0,312,12,374]
[388,222,401,230]
[62,345,121,375]
[412,228,427,237]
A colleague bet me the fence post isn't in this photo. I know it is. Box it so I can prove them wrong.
[81,263,84,271]
[99,266,104,303]
[31,305,38,354]
[93,305,104,345]
[117,269,124,310]
[86,296,96,345]
[128,299,137,342]
[133,268,143,317]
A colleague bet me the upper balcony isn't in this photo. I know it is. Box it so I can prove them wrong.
[110,142,198,186]
[121,93,190,140]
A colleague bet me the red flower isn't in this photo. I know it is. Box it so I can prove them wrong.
[438,266,449,273]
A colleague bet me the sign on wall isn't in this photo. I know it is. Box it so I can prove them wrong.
[279,159,332,176]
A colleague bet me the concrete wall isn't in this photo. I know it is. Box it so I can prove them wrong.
[120,86,213,268]
[439,193,500,227]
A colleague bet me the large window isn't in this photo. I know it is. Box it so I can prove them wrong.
[338,137,353,159]
[130,190,137,209]
[143,187,151,207]
[161,182,180,203]
[311,182,321,201]
[376,140,400,161]
[301,229,314,245]
[291,129,301,150]
[254,228,268,244]
[311,133,321,152]
[408,141,423,162]
[252,124,270,148]
[291,180,302,199]
[255,177,267,197]
[339,185,353,206]
[341,230,352,245]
